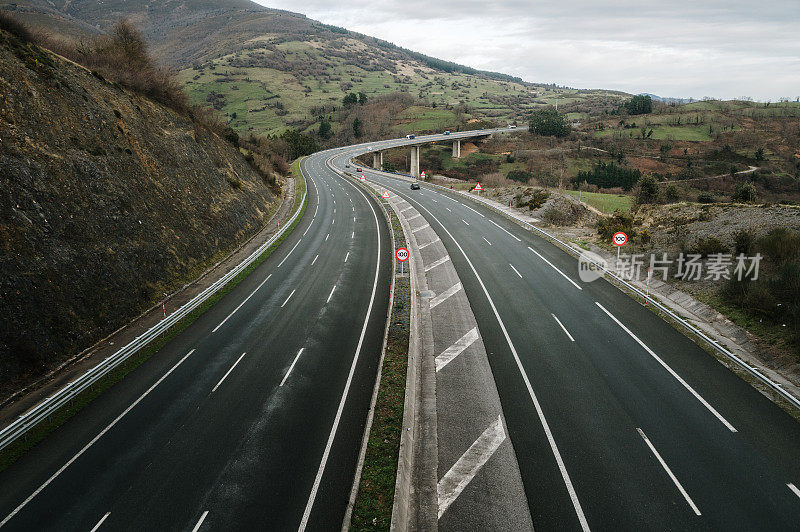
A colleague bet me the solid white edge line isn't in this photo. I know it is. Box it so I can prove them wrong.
[460,202,485,218]
[596,302,737,432]
[212,351,247,393]
[280,348,305,387]
[637,428,702,516]
[788,483,800,500]
[0,349,197,528]
[552,314,575,342]
[278,239,302,268]
[298,170,383,531]
[509,263,522,278]
[89,512,110,532]
[383,188,591,531]
[489,219,521,242]
[212,274,272,333]
[327,285,336,303]
[528,246,582,290]
[281,289,296,308]
[191,511,209,532]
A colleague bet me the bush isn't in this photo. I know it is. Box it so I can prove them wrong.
[759,228,800,264]
[692,237,726,257]
[635,175,659,204]
[665,185,680,202]
[733,230,756,256]
[507,170,533,183]
[597,212,634,240]
[575,162,641,191]
[732,181,758,203]
[697,192,715,203]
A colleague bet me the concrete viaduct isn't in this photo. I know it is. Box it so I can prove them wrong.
[367,132,493,179]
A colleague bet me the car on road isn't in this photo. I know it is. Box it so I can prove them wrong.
[345,164,350,168]
[410,182,420,190]
[406,134,415,139]
[356,167,363,172]
[444,131,451,135]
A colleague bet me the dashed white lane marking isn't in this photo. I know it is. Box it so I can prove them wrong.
[461,219,470,226]
[332,218,335,225]
[637,428,701,516]
[191,511,209,532]
[597,302,737,432]
[508,263,522,278]
[212,352,247,392]
[429,282,462,309]
[89,512,110,532]
[435,328,480,372]
[212,274,273,332]
[325,233,330,241]
[312,254,319,266]
[412,223,431,233]
[489,219,521,242]
[552,314,575,342]
[277,239,302,268]
[418,237,440,250]
[528,246,582,290]
[437,415,506,519]
[460,202,485,218]
[482,237,492,246]
[280,348,304,387]
[351,231,354,238]
[407,213,422,222]
[0,348,197,527]
[281,289,296,308]
[425,255,451,272]
[327,286,336,303]
[788,483,800,500]
[345,251,350,263]
[446,207,452,212]
[431,198,438,203]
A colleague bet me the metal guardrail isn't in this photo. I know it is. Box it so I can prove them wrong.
[0,180,308,453]
[353,158,800,413]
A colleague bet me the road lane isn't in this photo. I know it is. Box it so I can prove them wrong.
[358,163,800,530]
[0,151,391,531]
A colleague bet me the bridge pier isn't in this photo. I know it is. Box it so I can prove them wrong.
[409,145,420,179]
[452,139,461,158]
[372,151,383,170]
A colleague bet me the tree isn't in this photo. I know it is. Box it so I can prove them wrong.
[624,95,653,115]
[318,119,332,139]
[635,175,659,204]
[282,130,317,160]
[732,182,758,203]
[528,108,570,137]
[342,92,358,107]
[665,185,680,202]
[352,117,363,138]
[358,91,368,105]
[755,147,765,162]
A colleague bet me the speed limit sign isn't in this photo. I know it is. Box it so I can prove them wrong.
[396,247,409,262]
[612,232,628,247]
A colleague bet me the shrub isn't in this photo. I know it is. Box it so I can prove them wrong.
[697,192,715,203]
[597,212,634,240]
[759,228,800,264]
[665,185,680,202]
[635,175,659,204]
[733,230,756,256]
[575,162,641,191]
[507,170,533,183]
[732,181,757,203]
[692,237,726,257]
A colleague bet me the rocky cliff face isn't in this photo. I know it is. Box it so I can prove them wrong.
[0,29,279,393]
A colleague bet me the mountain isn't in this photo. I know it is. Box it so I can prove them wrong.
[2,0,629,135]
[0,23,279,394]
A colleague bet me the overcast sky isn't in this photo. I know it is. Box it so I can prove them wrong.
[254,0,800,101]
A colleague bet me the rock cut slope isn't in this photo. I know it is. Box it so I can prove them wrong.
[0,27,278,396]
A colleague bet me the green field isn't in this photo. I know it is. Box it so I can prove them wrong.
[594,125,712,141]
[565,190,634,212]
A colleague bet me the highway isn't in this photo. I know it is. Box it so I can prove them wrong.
[0,153,391,530]
[330,134,800,530]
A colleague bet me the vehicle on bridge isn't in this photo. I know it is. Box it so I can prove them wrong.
[444,131,451,135]
[406,134,416,139]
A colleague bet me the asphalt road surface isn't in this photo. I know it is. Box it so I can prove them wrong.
[0,151,391,531]
[334,135,800,530]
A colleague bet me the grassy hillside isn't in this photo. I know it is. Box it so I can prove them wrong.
[3,0,630,136]
[0,23,280,396]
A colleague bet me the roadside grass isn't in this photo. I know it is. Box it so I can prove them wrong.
[594,125,713,141]
[564,190,633,213]
[0,162,308,473]
[350,184,409,531]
